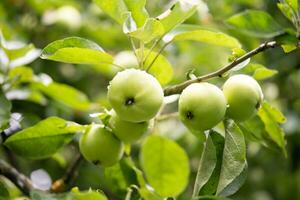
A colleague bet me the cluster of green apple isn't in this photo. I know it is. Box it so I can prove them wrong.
[179,74,263,134]
[79,69,263,167]
[79,69,163,167]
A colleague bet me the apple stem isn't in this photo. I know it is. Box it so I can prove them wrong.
[163,40,278,96]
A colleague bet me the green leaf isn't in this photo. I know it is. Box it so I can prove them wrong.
[0,37,41,68]
[71,189,108,200]
[157,1,198,34]
[226,10,284,38]
[193,133,217,197]
[8,66,34,84]
[94,0,148,27]
[124,0,149,27]
[258,101,287,155]
[0,181,9,198]
[138,187,163,200]
[277,3,295,21]
[139,49,173,85]
[140,135,190,197]
[4,117,85,159]
[94,0,128,24]
[216,121,247,196]
[281,44,297,53]
[34,80,93,111]
[218,164,247,197]
[172,29,241,49]
[0,89,11,131]
[242,63,278,80]
[253,67,278,80]
[40,37,113,65]
[128,18,164,43]
[286,0,298,11]
[195,196,231,200]
[104,157,140,192]
[199,131,225,196]
[6,89,47,105]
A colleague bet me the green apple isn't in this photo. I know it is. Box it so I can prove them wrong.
[222,74,263,122]
[109,110,149,143]
[107,69,163,122]
[79,124,124,167]
[179,82,227,132]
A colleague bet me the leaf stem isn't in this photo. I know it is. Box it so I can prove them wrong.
[163,41,278,96]
[146,41,171,72]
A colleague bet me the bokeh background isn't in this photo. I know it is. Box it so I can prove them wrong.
[0,0,300,199]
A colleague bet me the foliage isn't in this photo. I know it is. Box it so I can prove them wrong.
[0,0,299,200]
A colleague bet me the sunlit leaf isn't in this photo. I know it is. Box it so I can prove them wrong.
[128,18,164,43]
[4,117,85,159]
[140,135,190,197]
[286,0,298,10]
[277,3,295,21]
[94,0,148,27]
[138,49,173,85]
[226,10,284,38]
[157,1,198,34]
[124,0,149,27]
[94,0,128,24]
[172,29,241,49]
[41,37,113,65]
[33,77,93,111]
[242,63,278,80]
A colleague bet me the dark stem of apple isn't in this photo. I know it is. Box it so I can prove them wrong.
[0,159,33,196]
[163,40,278,96]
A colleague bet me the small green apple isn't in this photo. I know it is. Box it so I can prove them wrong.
[109,110,149,143]
[222,74,263,122]
[79,124,124,167]
[107,69,163,122]
[179,82,227,132]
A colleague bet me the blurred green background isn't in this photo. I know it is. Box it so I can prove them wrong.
[0,0,300,199]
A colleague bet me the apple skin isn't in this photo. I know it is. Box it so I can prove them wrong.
[79,124,124,167]
[109,110,149,143]
[178,82,227,132]
[107,69,163,122]
[222,74,263,122]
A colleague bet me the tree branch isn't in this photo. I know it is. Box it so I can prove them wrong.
[0,159,33,196]
[163,41,278,96]
[51,154,83,193]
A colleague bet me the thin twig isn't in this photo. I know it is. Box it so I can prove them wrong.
[163,41,278,96]
[51,154,83,193]
[146,41,171,72]
[143,37,162,65]
[0,159,33,195]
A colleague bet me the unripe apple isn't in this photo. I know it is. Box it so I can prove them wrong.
[107,69,163,122]
[109,110,149,143]
[178,82,227,132]
[79,124,124,167]
[222,74,263,122]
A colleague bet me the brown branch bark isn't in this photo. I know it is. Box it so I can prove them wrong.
[163,41,278,96]
[0,159,33,196]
